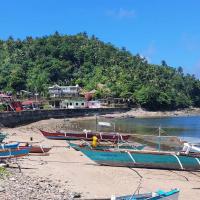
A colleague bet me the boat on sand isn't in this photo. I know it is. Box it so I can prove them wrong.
[79,146,200,171]
[40,129,131,142]
[0,147,30,159]
[68,141,145,151]
[19,145,51,153]
[113,188,179,200]
[0,142,20,149]
[85,188,179,200]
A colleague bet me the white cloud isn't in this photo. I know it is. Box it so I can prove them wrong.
[106,8,135,19]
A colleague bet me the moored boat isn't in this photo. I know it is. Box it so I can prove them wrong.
[40,129,131,142]
[114,188,179,200]
[79,147,200,171]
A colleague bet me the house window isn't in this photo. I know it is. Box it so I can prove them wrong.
[69,103,72,105]
[76,103,78,106]
[81,103,84,106]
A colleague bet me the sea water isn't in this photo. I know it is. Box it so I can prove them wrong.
[70,115,200,143]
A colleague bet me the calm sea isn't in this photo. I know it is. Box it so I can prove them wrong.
[70,115,200,143]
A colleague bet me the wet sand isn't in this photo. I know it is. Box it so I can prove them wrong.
[2,118,200,200]
[99,107,200,118]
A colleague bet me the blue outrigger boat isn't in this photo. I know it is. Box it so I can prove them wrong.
[68,142,146,151]
[0,147,30,159]
[114,188,179,200]
[0,142,20,149]
[79,147,200,171]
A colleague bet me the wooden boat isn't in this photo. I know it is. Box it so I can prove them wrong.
[30,145,51,153]
[114,188,179,200]
[68,142,145,151]
[19,145,51,153]
[79,147,200,171]
[0,142,20,149]
[0,147,30,159]
[40,130,131,142]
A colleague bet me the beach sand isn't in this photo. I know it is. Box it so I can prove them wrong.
[2,117,200,200]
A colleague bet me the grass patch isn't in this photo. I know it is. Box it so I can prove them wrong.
[0,167,9,178]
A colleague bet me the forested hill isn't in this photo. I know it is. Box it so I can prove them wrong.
[0,32,200,110]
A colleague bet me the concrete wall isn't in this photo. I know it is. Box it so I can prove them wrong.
[0,108,130,128]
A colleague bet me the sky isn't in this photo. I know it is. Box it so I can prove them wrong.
[0,0,200,78]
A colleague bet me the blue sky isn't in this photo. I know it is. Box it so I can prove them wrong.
[0,0,200,78]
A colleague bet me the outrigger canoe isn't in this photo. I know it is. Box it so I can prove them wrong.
[40,130,131,142]
[19,145,51,153]
[79,147,200,171]
[114,188,179,200]
[0,142,20,149]
[68,142,145,151]
[29,145,51,153]
[0,147,30,159]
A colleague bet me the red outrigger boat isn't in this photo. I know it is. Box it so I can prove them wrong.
[40,129,131,142]
[19,145,51,153]
[30,145,51,153]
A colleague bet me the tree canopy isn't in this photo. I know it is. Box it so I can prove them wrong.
[0,32,199,110]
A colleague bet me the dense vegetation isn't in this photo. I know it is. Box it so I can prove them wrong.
[0,32,200,110]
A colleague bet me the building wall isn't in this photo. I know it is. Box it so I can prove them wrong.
[60,99,86,108]
[86,101,101,108]
[0,108,130,127]
[49,85,80,97]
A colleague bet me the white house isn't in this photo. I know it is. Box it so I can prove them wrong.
[48,84,80,97]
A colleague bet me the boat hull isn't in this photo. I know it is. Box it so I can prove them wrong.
[30,146,51,153]
[0,147,30,159]
[40,130,130,142]
[68,142,145,151]
[115,188,179,200]
[19,146,51,153]
[79,148,200,171]
[0,142,20,149]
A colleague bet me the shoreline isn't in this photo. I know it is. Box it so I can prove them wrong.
[102,107,200,118]
[67,107,200,123]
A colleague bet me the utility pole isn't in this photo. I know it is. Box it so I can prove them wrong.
[158,126,161,151]
[95,114,98,132]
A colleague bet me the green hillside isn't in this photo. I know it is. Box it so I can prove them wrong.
[0,32,200,110]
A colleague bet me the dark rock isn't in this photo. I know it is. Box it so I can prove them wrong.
[73,192,81,198]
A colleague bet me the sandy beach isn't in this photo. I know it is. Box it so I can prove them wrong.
[1,112,200,200]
